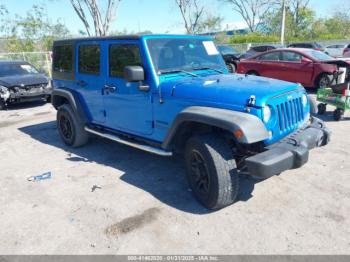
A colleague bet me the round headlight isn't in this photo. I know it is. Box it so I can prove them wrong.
[263,106,272,123]
[302,94,308,107]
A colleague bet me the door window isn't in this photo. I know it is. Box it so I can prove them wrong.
[281,51,303,62]
[258,52,281,61]
[78,45,100,75]
[109,44,142,77]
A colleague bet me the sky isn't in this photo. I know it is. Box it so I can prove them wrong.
[0,0,344,35]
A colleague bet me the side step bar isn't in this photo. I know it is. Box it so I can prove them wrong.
[84,127,173,157]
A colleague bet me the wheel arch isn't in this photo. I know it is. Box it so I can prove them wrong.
[162,106,269,151]
[52,88,89,124]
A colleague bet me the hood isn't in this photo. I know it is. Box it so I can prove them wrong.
[0,74,48,87]
[159,73,302,108]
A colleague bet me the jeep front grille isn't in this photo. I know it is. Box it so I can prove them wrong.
[276,97,304,132]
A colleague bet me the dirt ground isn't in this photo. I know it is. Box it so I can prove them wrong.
[0,98,349,254]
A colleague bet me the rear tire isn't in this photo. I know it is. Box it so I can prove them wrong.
[227,63,236,73]
[247,71,259,76]
[57,104,89,147]
[184,134,239,210]
[333,108,344,121]
[317,103,327,115]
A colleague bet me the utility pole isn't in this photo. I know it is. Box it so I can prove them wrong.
[281,0,286,45]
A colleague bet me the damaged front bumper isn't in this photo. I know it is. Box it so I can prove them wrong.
[245,116,331,179]
[2,87,52,104]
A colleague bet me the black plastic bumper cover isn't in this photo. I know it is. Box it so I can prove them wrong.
[245,116,331,179]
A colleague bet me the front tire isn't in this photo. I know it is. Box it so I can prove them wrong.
[57,104,89,147]
[0,100,6,110]
[316,73,330,89]
[184,135,239,210]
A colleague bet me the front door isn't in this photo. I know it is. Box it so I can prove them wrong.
[280,51,314,86]
[103,41,153,135]
[257,51,282,79]
[75,42,106,123]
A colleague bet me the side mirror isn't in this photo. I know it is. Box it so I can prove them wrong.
[124,66,145,82]
[301,57,312,64]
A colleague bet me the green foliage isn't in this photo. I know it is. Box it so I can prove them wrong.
[229,33,280,44]
[229,5,350,44]
[197,14,223,34]
[1,4,70,52]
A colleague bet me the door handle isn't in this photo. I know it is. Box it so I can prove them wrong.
[103,84,117,95]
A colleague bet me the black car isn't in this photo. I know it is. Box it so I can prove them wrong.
[0,61,52,110]
[287,42,325,52]
[217,45,241,73]
[241,44,284,59]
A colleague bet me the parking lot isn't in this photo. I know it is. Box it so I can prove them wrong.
[0,99,349,254]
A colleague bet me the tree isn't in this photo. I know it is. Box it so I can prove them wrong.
[197,14,223,34]
[262,1,314,39]
[3,4,70,52]
[69,0,121,36]
[221,0,274,32]
[175,0,205,34]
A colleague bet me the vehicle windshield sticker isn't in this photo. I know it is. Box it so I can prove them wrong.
[203,41,219,55]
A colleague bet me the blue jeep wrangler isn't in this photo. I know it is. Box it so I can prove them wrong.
[51,35,330,210]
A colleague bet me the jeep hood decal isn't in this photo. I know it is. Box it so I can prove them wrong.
[159,74,301,107]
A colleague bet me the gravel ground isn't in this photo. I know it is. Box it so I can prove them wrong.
[0,99,349,254]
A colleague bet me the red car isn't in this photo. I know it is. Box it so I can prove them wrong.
[237,48,350,89]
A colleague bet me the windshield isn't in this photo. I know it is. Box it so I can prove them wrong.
[303,50,334,61]
[218,45,239,55]
[146,38,226,74]
[0,63,39,77]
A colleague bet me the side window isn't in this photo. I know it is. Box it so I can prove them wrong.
[109,44,142,77]
[53,45,73,73]
[282,51,302,62]
[258,52,280,61]
[78,45,100,75]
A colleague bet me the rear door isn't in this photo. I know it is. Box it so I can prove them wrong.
[75,42,106,123]
[103,41,153,135]
[256,51,282,79]
[279,51,314,86]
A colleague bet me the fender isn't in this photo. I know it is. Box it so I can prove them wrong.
[51,88,89,124]
[162,106,269,149]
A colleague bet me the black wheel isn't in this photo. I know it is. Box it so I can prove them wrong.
[57,104,89,147]
[316,74,330,89]
[247,71,259,76]
[0,100,6,110]
[46,95,51,103]
[317,103,327,115]
[333,108,344,121]
[184,135,239,210]
[227,63,236,73]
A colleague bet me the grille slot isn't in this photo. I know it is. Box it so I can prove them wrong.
[275,97,303,133]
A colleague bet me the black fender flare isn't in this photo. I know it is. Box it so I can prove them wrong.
[162,106,269,149]
[51,88,88,124]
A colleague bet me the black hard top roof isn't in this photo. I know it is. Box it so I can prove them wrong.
[53,35,141,45]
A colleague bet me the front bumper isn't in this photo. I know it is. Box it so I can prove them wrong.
[7,89,51,103]
[245,117,331,179]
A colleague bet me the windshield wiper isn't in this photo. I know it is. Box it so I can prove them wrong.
[192,67,224,74]
[159,69,198,77]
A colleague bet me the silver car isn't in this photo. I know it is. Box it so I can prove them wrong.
[325,44,347,57]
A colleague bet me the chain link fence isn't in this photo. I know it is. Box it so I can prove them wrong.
[0,51,52,77]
